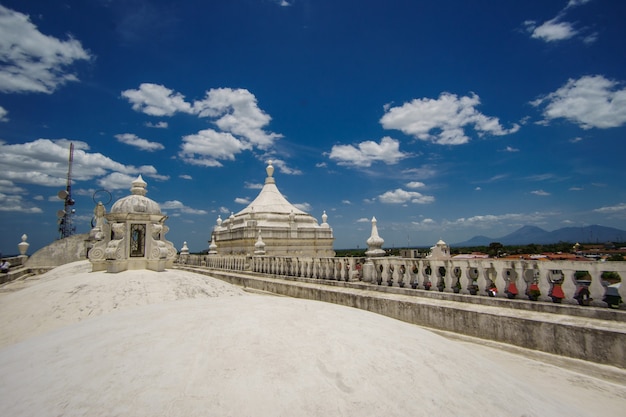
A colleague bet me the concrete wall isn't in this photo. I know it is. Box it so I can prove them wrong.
[178,266,626,369]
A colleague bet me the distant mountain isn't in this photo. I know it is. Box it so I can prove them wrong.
[453,225,626,247]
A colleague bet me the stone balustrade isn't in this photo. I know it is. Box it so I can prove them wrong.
[178,254,624,308]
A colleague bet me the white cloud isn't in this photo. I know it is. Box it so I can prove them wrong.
[328,136,408,167]
[294,202,312,212]
[0,139,166,190]
[402,166,437,180]
[123,84,283,165]
[524,0,596,44]
[266,159,302,175]
[411,218,438,231]
[179,128,249,167]
[245,182,263,190]
[378,188,435,205]
[97,172,138,191]
[443,212,550,230]
[235,197,250,205]
[380,93,519,145]
[532,75,626,129]
[0,106,8,122]
[179,174,192,180]
[525,18,577,42]
[161,200,207,215]
[123,85,282,148]
[0,179,25,194]
[0,5,92,94]
[115,133,165,152]
[594,203,626,213]
[121,83,193,116]
[406,181,425,189]
[504,146,519,152]
[565,0,592,9]
[193,88,282,149]
[531,190,551,196]
[145,121,168,129]
[0,192,42,213]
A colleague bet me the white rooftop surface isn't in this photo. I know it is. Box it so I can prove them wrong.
[1,261,625,417]
[237,180,307,216]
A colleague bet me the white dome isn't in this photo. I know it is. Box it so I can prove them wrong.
[110,175,162,215]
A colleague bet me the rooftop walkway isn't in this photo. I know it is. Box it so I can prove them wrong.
[176,264,626,372]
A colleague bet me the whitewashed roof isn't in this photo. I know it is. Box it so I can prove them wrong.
[235,163,307,216]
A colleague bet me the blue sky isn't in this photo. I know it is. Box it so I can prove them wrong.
[1,0,626,255]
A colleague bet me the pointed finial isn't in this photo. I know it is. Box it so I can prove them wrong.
[131,175,147,196]
[266,161,274,178]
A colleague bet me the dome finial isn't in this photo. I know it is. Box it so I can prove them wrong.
[265,161,275,184]
[131,175,147,196]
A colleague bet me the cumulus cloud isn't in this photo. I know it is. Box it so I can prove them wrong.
[378,188,435,205]
[122,84,283,165]
[523,0,596,44]
[179,128,249,167]
[532,75,626,129]
[193,88,282,149]
[406,181,425,189]
[328,136,408,167]
[0,192,42,213]
[380,93,519,145]
[0,139,167,191]
[0,106,8,122]
[97,172,141,191]
[115,133,165,152]
[121,83,193,116]
[524,18,577,42]
[160,200,207,215]
[0,5,92,94]
[411,218,437,231]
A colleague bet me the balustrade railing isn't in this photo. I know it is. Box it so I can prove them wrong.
[178,254,625,308]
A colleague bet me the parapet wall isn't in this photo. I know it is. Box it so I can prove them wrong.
[177,265,626,369]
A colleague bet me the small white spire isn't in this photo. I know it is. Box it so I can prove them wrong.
[131,175,147,196]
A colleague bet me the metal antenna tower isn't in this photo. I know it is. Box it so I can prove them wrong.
[57,142,76,238]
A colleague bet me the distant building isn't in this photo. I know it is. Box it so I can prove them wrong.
[210,163,335,257]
